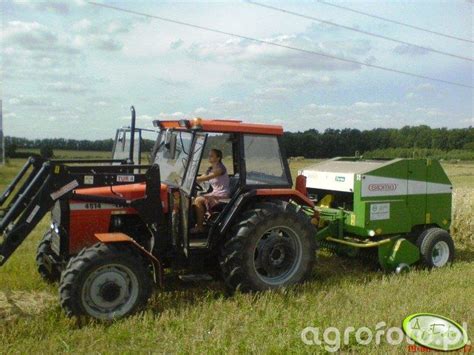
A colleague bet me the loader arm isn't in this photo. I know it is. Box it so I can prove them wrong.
[0,159,151,266]
[0,156,44,209]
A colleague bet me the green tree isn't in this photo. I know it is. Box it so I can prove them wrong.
[40,144,54,159]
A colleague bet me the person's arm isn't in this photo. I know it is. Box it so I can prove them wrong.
[197,167,224,182]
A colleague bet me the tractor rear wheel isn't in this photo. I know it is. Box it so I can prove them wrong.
[59,243,153,320]
[220,201,316,292]
[417,228,455,268]
[36,230,61,282]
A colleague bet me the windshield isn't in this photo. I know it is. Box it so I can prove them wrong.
[153,130,193,185]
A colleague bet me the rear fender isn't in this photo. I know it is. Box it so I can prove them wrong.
[216,188,314,238]
[95,233,163,287]
[255,188,314,208]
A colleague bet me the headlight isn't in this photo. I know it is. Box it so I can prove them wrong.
[111,216,124,229]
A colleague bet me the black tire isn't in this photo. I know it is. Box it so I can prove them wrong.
[36,231,61,282]
[219,201,317,292]
[416,228,455,268]
[59,243,153,320]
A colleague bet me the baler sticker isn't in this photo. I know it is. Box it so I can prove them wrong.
[117,175,135,183]
[362,176,451,197]
[370,203,390,220]
[50,180,79,200]
[368,183,397,192]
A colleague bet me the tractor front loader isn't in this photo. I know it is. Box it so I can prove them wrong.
[0,106,158,278]
[0,158,152,267]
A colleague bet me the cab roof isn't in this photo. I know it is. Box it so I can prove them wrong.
[153,118,284,136]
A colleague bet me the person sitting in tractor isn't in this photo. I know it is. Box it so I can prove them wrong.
[191,149,230,233]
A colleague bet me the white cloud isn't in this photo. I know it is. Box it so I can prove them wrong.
[353,101,383,108]
[416,83,436,92]
[72,19,92,33]
[3,21,78,53]
[12,0,70,14]
[393,44,430,56]
[415,107,446,117]
[298,101,401,130]
[4,112,17,118]
[187,34,371,72]
[158,112,187,119]
[8,95,48,107]
[170,39,185,50]
[47,82,89,94]
[94,101,109,107]
[194,107,208,114]
[253,87,290,100]
[268,72,338,89]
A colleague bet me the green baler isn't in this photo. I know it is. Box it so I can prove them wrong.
[299,157,455,272]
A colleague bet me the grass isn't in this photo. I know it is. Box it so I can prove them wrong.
[0,153,473,353]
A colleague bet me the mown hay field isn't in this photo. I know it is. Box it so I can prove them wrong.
[0,155,472,353]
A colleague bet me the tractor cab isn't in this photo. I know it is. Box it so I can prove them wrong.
[151,118,297,256]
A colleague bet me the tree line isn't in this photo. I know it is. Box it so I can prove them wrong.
[5,125,474,159]
[282,126,473,158]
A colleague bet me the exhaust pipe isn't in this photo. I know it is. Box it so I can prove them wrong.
[128,106,136,164]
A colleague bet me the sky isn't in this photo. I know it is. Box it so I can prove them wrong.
[1,0,473,139]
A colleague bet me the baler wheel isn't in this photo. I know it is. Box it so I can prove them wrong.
[417,228,454,268]
[219,201,316,292]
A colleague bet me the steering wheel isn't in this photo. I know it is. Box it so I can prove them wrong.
[195,180,210,193]
[195,182,205,192]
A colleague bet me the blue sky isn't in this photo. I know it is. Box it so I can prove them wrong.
[1,0,473,139]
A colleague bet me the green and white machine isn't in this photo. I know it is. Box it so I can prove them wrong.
[300,157,455,272]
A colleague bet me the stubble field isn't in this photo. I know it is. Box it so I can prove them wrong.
[0,155,472,353]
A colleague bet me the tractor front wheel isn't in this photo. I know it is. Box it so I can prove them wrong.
[59,243,153,320]
[417,228,455,268]
[220,201,316,292]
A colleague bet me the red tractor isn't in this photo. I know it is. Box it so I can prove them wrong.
[0,116,316,320]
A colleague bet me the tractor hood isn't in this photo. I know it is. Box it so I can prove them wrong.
[72,183,169,213]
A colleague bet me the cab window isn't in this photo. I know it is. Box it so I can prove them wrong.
[199,133,235,176]
[244,134,289,186]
